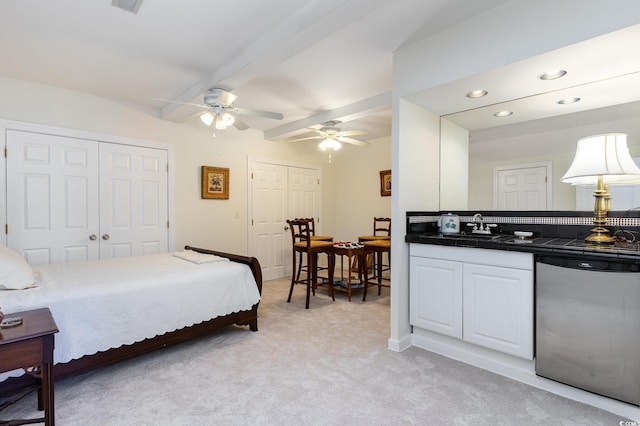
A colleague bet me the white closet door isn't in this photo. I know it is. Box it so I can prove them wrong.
[7,130,100,265]
[250,162,288,281]
[99,143,169,258]
[288,166,320,229]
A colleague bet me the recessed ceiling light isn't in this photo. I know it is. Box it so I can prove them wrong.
[494,111,513,117]
[466,89,488,98]
[539,70,567,80]
[558,97,581,105]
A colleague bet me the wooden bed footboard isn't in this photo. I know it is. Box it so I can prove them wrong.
[0,246,262,394]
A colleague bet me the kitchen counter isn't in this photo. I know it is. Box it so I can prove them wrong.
[405,233,640,263]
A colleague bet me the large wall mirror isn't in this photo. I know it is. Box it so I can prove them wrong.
[433,24,640,212]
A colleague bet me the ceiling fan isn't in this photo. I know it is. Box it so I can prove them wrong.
[286,120,369,150]
[158,88,283,131]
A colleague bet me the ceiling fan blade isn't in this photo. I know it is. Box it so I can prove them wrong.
[338,137,369,147]
[232,106,284,120]
[153,97,208,109]
[286,135,323,143]
[231,114,249,131]
[339,130,369,137]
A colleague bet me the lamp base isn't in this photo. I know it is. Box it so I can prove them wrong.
[585,226,616,245]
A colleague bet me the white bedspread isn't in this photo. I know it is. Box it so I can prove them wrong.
[0,252,260,378]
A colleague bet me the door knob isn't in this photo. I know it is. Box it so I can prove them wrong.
[284,225,289,231]
[89,234,97,241]
[102,234,110,240]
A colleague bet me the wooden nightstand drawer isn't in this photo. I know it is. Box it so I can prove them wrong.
[0,337,44,371]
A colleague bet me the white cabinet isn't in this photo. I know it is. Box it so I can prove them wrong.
[410,256,462,338]
[410,244,533,359]
[462,263,533,357]
[6,129,170,265]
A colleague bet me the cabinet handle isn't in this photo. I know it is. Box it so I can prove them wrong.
[102,234,110,240]
[89,234,97,241]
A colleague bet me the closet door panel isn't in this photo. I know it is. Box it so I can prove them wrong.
[7,131,100,265]
[99,143,168,258]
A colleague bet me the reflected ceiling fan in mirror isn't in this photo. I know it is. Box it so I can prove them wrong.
[157,88,283,134]
[287,120,369,150]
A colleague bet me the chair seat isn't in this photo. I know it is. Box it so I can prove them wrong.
[294,241,334,249]
[311,235,333,241]
[358,235,390,241]
[363,240,391,249]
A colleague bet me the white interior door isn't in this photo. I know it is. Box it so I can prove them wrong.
[6,130,100,265]
[250,161,321,281]
[99,143,169,258]
[250,162,288,281]
[288,166,320,226]
[494,163,551,210]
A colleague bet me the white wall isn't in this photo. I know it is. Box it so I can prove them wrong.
[329,135,391,242]
[0,76,388,257]
[440,118,469,210]
[389,98,440,351]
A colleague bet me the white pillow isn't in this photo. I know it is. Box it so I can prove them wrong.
[172,250,229,264]
[0,245,36,290]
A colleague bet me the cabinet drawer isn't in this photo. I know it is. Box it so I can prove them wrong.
[0,338,44,372]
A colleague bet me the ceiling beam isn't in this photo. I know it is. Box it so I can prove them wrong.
[159,0,387,123]
[263,92,391,141]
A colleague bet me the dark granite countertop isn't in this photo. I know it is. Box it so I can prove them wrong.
[405,233,640,263]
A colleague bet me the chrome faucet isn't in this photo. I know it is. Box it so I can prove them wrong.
[472,213,491,234]
[472,213,483,230]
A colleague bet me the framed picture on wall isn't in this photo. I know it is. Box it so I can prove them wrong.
[201,166,230,199]
[380,169,391,197]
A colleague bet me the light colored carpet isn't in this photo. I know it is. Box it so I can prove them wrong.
[0,277,627,425]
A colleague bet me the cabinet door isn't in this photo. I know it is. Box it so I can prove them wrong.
[463,264,533,359]
[410,256,463,338]
[99,143,168,258]
[7,130,100,265]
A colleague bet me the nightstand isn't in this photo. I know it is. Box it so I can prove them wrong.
[0,308,58,426]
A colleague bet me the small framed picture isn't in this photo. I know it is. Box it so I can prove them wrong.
[201,166,229,199]
[379,169,391,197]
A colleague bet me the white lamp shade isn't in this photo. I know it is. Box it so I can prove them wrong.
[200,112,214,126]
[561,133,640,185]
[318,138,341,151]
[215,112,235,129]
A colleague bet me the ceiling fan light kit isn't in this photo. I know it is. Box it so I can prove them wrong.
[287,120,370,154]
[160,88,282,133]
[319,138,342,151]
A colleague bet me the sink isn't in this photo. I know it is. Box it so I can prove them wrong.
[440,233,507,241]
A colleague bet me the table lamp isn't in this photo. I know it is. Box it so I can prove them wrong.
[561,133,640,245]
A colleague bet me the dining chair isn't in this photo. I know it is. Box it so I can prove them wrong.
[357,217,391,276]
[362,238,390,301]
[287,219,335,309]
[293,218,333,282]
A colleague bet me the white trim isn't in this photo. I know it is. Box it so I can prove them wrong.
[388,333,412,352]
[492,161,552,210]
[0,119,175,252]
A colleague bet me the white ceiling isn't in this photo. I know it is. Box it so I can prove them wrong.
[0,0,508,143]
[2,1,637,146]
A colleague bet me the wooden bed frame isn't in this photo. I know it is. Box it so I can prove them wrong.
[0,245,262,395]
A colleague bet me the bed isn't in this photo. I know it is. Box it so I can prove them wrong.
[0,245,262,391]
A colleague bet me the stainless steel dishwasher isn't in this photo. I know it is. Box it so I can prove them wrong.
[536,254,640,406]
